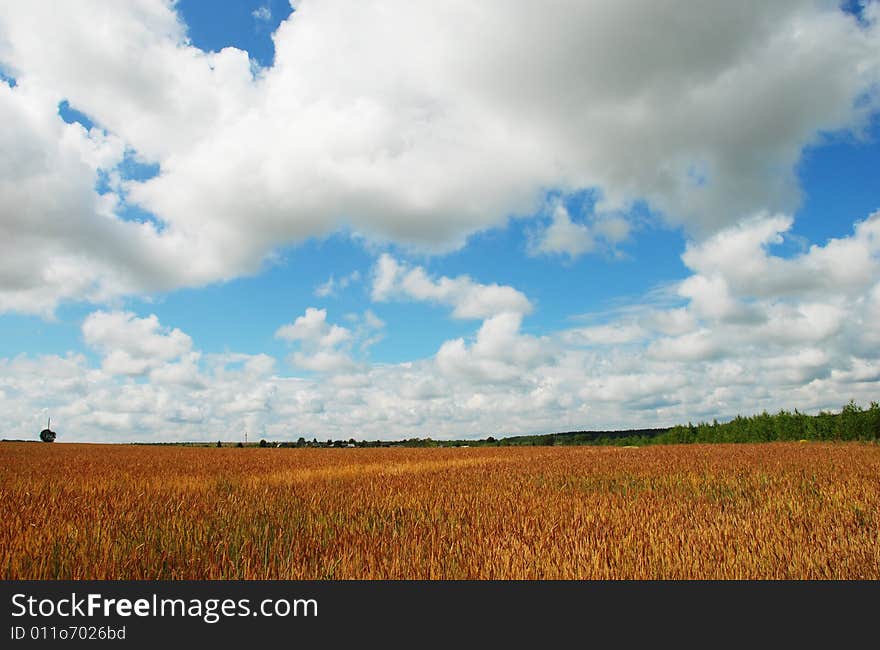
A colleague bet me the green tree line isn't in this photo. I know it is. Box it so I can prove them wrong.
[132,400,879,448]
[505,400,880,447]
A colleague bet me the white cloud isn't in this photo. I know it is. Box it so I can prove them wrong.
[531,202,634,259]
[149,352,205,388]
[252,6,271,22]
[436,311,553,384]
[353,309,386,351]
[371,254,532,318]
[82,310,192,376]
[290,350,356,373]
[594,217,631,245]
[314,270,361,297]
[275,307,351,346]
[644,212,880,368]
[0,210,869,441]
[275,307,357,372]
[1,2,878,312]
[681,213,880,299]
[371,255,402,302]
[1,3,879,441]
[647,329,724,363]
[3,208,880,442]
[531,203,594,258]
[363,309,384,330]
[562,323,647,346]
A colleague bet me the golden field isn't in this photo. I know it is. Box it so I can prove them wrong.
[2,441,879,579]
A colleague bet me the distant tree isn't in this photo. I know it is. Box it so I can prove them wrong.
[297,437,306,447]
[868,402,880,438]
[486,436,496,444]
[236,442,244,448]
[259,439,268,448]
[39,417,56,442]
[839,399,867,440]
[216,440,222,448]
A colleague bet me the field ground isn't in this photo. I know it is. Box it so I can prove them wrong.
[2,442,879,579]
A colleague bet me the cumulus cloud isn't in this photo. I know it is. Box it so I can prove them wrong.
[3,207,880,444]
[562,323,648,346]
[275,307,356,372]
[529,201,633,259]
[372,259,550,384]
[680,213,880,299]
[0,81,155,315]
[371,254,532,318]
[642,212,880,371]
[252,6,271,22]
[531,203,594,258]
[275,307,351,346]
[1,2,879,441]
[351,309,386,352]
[314,270,361,297]
[82,310,192,376]
[1,1,879,312]
[436,311,553,384]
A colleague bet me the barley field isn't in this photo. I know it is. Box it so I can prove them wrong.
[2,441,879,579]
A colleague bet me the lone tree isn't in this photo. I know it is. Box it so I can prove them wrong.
[39,417,56,443]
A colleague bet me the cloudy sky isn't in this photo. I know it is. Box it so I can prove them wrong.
[1,0,879,442]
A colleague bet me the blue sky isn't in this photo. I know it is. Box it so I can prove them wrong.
[179,0,293,68]
[1,2,879,441]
